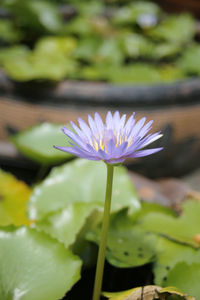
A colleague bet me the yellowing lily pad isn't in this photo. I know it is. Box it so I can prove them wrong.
[0,169,31,226]
[103,285,195,299]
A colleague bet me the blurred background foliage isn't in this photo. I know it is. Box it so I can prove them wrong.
[0,0,200,83]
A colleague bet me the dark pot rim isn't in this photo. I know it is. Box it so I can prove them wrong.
[1,72,200,107]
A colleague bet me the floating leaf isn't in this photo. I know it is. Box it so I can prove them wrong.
[140,199,200,248]
[165,262,200,299]
[87,209,157,268]
[148,14,195,44]
[153,237,200,286]
[178,44,200,75]
[103,285,194,300]
[0,169,31,226]
[120,33,154,58]
[29,159,140,221]
[11,122,74,165]
[3,0,63,33]
[36,202,99,248]
[108,64,161,84]
[112,2,160,26]
[0,37,77,81]
[0,226,81,300]
[0,19,21,43]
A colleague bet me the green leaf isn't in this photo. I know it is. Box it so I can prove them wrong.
[36,202,99,248]
[3,0,63,34]
[11,122,74,165]
[108,64,161,84]
[153,237,200,286]
[0,169,31,226]
[0,19,21,43]
[0,37,77,81]
[87,209,157,268]
[148,14,195,44]
[112,2,160,26]
[178,44,200,75]
[0,226,81,300]
[29,159,140,220]
[120,33,154,58]
[165,262,200,299]
[140,199,200,248]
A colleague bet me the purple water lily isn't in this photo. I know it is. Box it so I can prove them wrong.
[55,111,163,164]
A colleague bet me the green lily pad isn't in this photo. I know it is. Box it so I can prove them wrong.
[165,262,200,299]
[87,209,157,268]
[0,19,21,43]
[36,202,99,248]
[121,33,154,58]
[148,14,195,44]
[108,64,161,84]
[153,237,200,286]
[29,159,140,220]
[0,37,77,81]
[3,0,63,34]
[0,226,81,300]
[178,44,200,75]
[0,169,31,226]
[11,122,74,165]
[112,2,160,26]
[140,199,200,248]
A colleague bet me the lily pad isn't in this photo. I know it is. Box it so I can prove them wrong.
[148,14,195,44]
[4,0,63,33]
[112,2,160,26]
[29,159,140,220]
[11,122,74,165]
[178,44,200,75]
[0,226,81,300]
[0,19,21,43]
[36,202,99,248]
[140,199,200,248]
[87,209,157,268]
[103,285,195,300]
[0,169,31,226]
[165,262,200,299]
[153,237,200,286]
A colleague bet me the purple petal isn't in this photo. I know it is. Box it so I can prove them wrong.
[70,121,87,141]
[128,147,163,158]
[106,111,113,129]
[78,117,92,143]
[128,117,146,140]
[88,115,98,137]
[139,132,162,149]
[138,120,153,138]
[107,139,116,156]
[113,141,128,158]
[94,112,104,133]
[98,149,110,160]
[62,127,86,149]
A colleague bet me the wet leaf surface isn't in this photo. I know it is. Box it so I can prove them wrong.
[0,226,81,300]
[140,199,200,248]
[11,122,74,164]
[29,159,140,221]
[0,169,31,226]
[165,262,200,299]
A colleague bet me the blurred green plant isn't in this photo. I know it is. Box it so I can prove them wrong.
[0,0,198,83]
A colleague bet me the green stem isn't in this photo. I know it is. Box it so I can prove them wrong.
[92,164,114,300]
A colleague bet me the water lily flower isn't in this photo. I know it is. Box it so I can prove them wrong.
[55,111,163,164]
[55,111,163,300]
